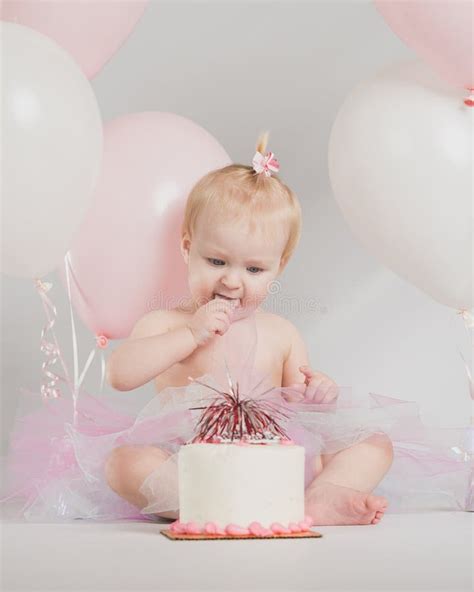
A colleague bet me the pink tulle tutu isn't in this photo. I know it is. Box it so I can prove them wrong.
[1,379,471,522]
[1,312,472,521]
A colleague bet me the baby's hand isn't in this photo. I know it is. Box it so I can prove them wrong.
[186,299,238,347]
[283,366,339,404]
[299,366,339,403]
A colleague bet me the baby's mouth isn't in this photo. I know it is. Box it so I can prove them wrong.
[213,293,241,307]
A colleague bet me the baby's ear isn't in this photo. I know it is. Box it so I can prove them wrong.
[278,256,288,273]
[180,233,191,264]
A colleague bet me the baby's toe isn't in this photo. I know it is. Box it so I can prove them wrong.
[350,494,377,524]
[375,510,384,518]
[367,494,388,512]
[371,509,386,525]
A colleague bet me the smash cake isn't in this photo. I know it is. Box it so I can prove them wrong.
[167,373,315,538]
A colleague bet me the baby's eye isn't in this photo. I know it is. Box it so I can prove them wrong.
[207,258,225,266]
[247,266,263,274]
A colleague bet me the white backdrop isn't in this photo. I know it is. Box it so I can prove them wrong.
[1,0,471,456]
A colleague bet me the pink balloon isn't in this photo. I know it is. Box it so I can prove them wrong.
[1,0,148,79]
[374,0,474,90]
[61,112,231,339]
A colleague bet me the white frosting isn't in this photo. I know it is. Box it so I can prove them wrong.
[178,443,305,527]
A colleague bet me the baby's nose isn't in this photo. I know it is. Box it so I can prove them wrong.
[221,271,242,289]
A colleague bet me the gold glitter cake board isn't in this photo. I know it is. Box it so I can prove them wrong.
[161,529,322,541]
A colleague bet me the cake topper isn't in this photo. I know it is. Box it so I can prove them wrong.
[188,361,291,443]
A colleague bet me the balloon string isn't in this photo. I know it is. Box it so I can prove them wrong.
[455,309,474,512]
[33,257,106,431]
[456,310,474,404]
[64,253,81,426]
[34,279,72,400]
[77,344,106,394]
[77,348,96,390]
[64,253,79,394]
[64,252,107,397]
[99,350,106,394]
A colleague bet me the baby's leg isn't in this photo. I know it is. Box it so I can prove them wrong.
[306,433,394,526]
[105,445,178,520]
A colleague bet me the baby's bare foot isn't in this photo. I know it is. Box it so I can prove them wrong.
[305,480,388,526]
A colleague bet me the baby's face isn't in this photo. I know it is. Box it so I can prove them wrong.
[181,217,287,312]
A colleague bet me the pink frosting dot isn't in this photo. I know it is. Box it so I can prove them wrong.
[186,522,202,535]
[289,522,301,533]
[169,520,180,533]
[298,521,310,532]
[270,522,291,535]
[204,522,217,535]
[171,521,188,533]
[226,524,249,536]
[304,515,314,527]
[260,527,274,537]
[249,522,264,536]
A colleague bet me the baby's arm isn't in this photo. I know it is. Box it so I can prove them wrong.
[106,310,197,392]
[281,320,339,403]
[281,320,311,388]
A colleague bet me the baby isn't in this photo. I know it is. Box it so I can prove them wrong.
[105,133,393,526]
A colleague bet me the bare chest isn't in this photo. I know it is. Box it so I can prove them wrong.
[154,316,287,393]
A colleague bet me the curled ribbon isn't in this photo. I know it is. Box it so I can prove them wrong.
[252,150,280,177]
[34,259,109,420]
[35,279,63,399]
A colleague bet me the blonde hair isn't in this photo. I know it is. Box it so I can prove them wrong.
[182,132,302,269]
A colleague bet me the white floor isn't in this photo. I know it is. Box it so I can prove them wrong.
[1,511,472,592]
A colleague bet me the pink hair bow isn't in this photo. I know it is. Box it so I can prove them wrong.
[252,151,280,177]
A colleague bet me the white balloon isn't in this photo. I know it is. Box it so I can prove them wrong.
[1,22,103,279]
[328,60,473,311]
